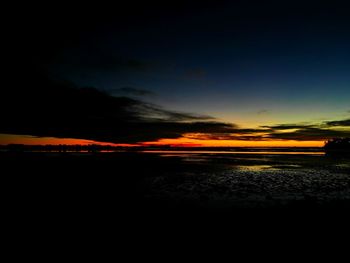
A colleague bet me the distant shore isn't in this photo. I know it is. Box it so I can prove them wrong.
[0,143,324,153]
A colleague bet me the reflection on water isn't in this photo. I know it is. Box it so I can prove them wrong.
[236,165,276,171]
[236,164,302,171]
[335,164,350,169]
[142,150,350,209]
[142,150,324,156]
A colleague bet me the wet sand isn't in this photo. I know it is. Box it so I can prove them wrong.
[2,151,349,212]
[141,151,350,210]
[2,150,350,239]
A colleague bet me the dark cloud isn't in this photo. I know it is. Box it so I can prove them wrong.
[266,128,350,141]
[0,69,235,144]
[261,124,316,130]
[185,133,268,141]
[2,65,350,144]
[182,126,273,141]
[184,125,350,141]
[139,104,216,122]
[324,119,350,127]
[110,87,155,97]
[260,122,350,141]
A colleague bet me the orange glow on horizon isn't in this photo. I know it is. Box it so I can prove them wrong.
[0,134,133,146]
[0,134,324,147]
[143,137,324,147]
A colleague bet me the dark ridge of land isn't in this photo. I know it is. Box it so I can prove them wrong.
[324,138,350,155]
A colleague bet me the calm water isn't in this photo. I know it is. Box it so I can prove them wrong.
[141,148,350,208]
[1,149,349,209]
[142,150,324,156]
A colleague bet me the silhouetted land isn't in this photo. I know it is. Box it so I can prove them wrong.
[0,143,324,153]
[325,138,350,154]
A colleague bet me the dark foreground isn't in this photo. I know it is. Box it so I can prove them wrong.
[2,151,350,233]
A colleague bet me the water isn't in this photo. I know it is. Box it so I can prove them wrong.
[142,148,350,208]
[1,149,349,209]
[142,149,324,156]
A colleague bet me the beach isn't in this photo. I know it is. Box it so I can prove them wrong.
[2,149,350,214]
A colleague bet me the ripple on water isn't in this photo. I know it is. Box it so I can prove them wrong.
[235,165,277,171]
[235,164,304,172]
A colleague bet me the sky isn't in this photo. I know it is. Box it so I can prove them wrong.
[2,0,350,146]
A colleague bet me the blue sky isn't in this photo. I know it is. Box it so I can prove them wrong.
[49,3,350,128]
[2,0,350,146]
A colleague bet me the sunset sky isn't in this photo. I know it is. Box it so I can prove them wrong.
[2,1,350,147]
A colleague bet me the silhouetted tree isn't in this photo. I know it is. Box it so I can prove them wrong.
[324,138,350,153]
